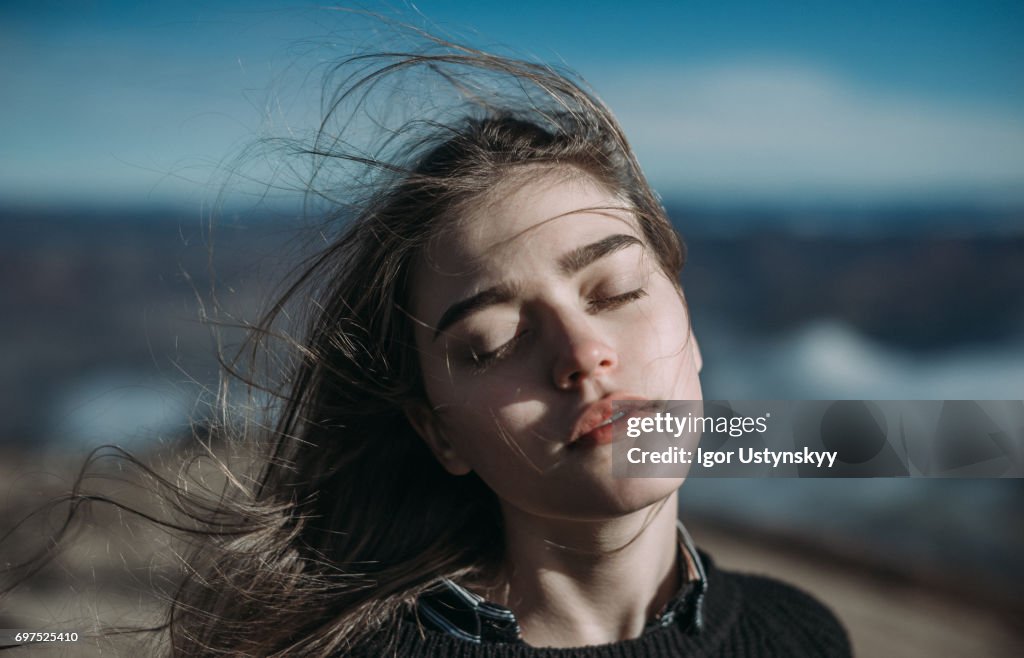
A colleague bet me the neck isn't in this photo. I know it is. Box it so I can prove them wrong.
[491,492,681,648]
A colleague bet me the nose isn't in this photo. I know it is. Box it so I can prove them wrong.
[551,317,619,390]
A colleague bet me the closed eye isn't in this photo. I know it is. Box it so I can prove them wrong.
[587,288,647,312]
[469,330,529,373]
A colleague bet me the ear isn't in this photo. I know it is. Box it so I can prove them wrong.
[405,402,472,476]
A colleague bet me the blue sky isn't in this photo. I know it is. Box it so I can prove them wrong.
[3,0,1023,207]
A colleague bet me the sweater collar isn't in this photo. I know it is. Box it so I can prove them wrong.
[415,520,707,645]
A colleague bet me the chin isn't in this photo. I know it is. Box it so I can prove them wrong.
[543,476,684,521]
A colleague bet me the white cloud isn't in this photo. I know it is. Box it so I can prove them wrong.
[595,62,1024,202]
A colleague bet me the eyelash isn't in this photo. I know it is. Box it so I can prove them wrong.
[587,287,648,312]
[468,288,648,373]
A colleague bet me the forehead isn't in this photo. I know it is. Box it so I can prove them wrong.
[427,171,637,276]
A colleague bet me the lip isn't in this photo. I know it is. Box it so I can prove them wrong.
[568,394,651,448]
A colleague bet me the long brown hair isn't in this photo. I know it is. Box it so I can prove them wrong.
[2,23,686,657]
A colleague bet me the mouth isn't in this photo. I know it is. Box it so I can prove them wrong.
[599,410,627,427]
[568,396,650,449]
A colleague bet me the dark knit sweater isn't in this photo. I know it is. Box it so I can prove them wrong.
[354,553,852,657]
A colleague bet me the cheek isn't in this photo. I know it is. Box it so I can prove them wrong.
[629,286,701,398]
[416,336,556,465]
[446,399,551,454]
[420,351,534,413]
[424,368,555,465]
[437,399,566,507]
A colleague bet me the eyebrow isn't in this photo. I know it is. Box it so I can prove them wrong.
[432,233,644,341]
[433,283,520,340]
[557,233,643,276]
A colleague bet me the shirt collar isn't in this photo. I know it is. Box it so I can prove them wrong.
[415,520,707,645]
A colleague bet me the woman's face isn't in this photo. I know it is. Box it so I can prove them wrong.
[409,170,702,520]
